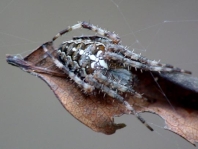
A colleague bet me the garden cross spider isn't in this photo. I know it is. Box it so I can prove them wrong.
[43,21,191,131]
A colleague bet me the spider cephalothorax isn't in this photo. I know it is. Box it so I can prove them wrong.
[43,21,191,131]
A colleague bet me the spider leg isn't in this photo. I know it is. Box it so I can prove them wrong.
[104,51,191,74]
[73,35,112,43]
[107,44,191,74]
[52,21,120,44]
[85,74,153,131]
[93,70,144,99]
[42,45,94,93]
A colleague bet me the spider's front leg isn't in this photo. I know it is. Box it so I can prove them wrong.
[52,21,120,44]
[107,44,175,68]
[85,72,153,131]
[106,45,191,74]
[104,51,191,74]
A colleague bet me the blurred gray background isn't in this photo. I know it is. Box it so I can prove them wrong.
[1,0,198,149]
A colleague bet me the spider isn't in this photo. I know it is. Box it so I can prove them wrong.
[43,21,191,131]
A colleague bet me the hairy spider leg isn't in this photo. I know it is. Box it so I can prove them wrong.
[93,70,144,99]
[104,52,191,74]
[42,45,95,93]
[85,74,153,131]
[73,35,111,42]
[107,44,191,74]
[52,21,120,44]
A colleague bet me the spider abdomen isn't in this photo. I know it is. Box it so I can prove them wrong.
[57,39,109,77]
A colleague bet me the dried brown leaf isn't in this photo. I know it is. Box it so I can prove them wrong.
[6,41,198,145]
